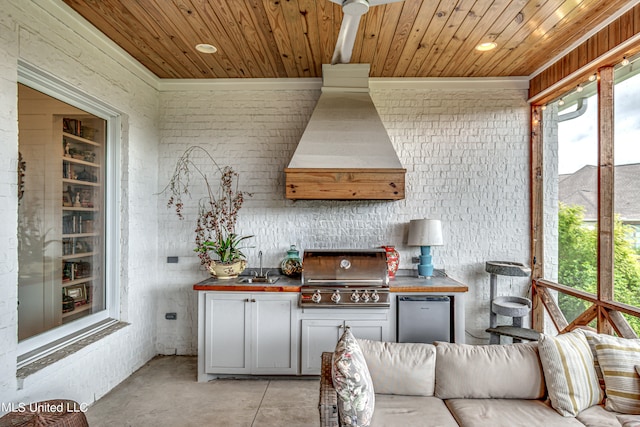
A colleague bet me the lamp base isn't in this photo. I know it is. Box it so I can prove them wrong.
[417,246,434,277]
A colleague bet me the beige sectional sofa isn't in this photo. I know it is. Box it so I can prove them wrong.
[319,337,640,427]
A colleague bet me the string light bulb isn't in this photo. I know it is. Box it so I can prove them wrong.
[588,74,597,82]
[541,105,547,111]
[621,56,630,66]
[576,84,583,92]
[558,98,565,106]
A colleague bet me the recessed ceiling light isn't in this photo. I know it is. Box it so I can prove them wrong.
[475,42,497,52]
[196,44,218,54]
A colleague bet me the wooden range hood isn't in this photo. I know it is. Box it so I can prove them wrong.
[285,64,405,201]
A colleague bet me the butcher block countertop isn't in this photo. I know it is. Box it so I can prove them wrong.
[193,271,468,293]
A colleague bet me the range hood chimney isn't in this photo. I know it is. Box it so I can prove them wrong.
[285,64,406,200]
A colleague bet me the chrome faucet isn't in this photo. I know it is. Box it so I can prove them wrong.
[258,251,264,277]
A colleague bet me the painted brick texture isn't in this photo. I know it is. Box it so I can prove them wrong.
[2,0,534,411]
[1,0,159,409]
[157,87,531,350]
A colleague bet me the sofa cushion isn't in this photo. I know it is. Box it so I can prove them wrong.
[577,404,640,427]
[591,333,640,414]
[357,339,435,396]
[538,329,603,416]
[434,341,545,400]
[445,399,584,427]
[371,395,457,427]
[332,327,375,427]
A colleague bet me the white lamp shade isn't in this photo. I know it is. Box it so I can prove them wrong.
[407,219,444,246]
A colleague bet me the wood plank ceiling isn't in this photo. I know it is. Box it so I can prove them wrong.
[62,0,631,79]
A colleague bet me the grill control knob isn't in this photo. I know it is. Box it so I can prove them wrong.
[350,291,360,302]
[361,291,370,302]
[371,290,380,302]
[331,290,341,303]
[311,291,322,304]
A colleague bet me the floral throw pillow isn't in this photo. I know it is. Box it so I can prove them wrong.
[332,327,375,427]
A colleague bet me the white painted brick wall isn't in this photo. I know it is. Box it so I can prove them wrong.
[157,86,531,349]
[1,0,159,410]
[1,0,534,410]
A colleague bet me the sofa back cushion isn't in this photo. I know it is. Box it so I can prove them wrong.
[434,341,545,399]
[357,339,436,396]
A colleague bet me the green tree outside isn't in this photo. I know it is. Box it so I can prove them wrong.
[558,203,640,334]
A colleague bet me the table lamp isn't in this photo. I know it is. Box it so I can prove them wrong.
[407,219,443,277]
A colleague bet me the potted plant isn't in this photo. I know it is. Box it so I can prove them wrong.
[162,146,252,279]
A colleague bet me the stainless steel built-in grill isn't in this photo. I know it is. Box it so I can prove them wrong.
[299,249,390,308]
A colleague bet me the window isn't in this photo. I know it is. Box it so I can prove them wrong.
[554,81,599,324]
[534,55,640,337]
[613,64,640,331]
[17,64,120,361]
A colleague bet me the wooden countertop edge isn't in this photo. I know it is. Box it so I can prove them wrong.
[193,285,302,292]
[391,285,468,293]
[192,285,468,293]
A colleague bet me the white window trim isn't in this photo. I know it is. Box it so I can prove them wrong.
[16,61,121,362]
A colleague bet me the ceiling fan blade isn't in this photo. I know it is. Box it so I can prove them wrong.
[368,0,404,5]
[331,13,362,64]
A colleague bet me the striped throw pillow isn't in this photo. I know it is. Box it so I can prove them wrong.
[591,334,640,415]
[539,330,603,416]
[582,329,605,387]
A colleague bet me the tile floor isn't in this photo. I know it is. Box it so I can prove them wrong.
[86,356,320,427]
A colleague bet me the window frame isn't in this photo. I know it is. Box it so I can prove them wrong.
[16,62,121,362]
[530,64,640,337]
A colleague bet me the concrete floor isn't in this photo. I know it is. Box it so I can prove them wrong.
[86,356,320,427]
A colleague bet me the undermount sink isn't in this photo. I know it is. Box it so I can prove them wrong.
[237,276,280,284]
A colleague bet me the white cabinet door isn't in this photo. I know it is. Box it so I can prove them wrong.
[346,320,391,342]
[300,319,344,375]
[204,293,251,374]
[252,293,298,374]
